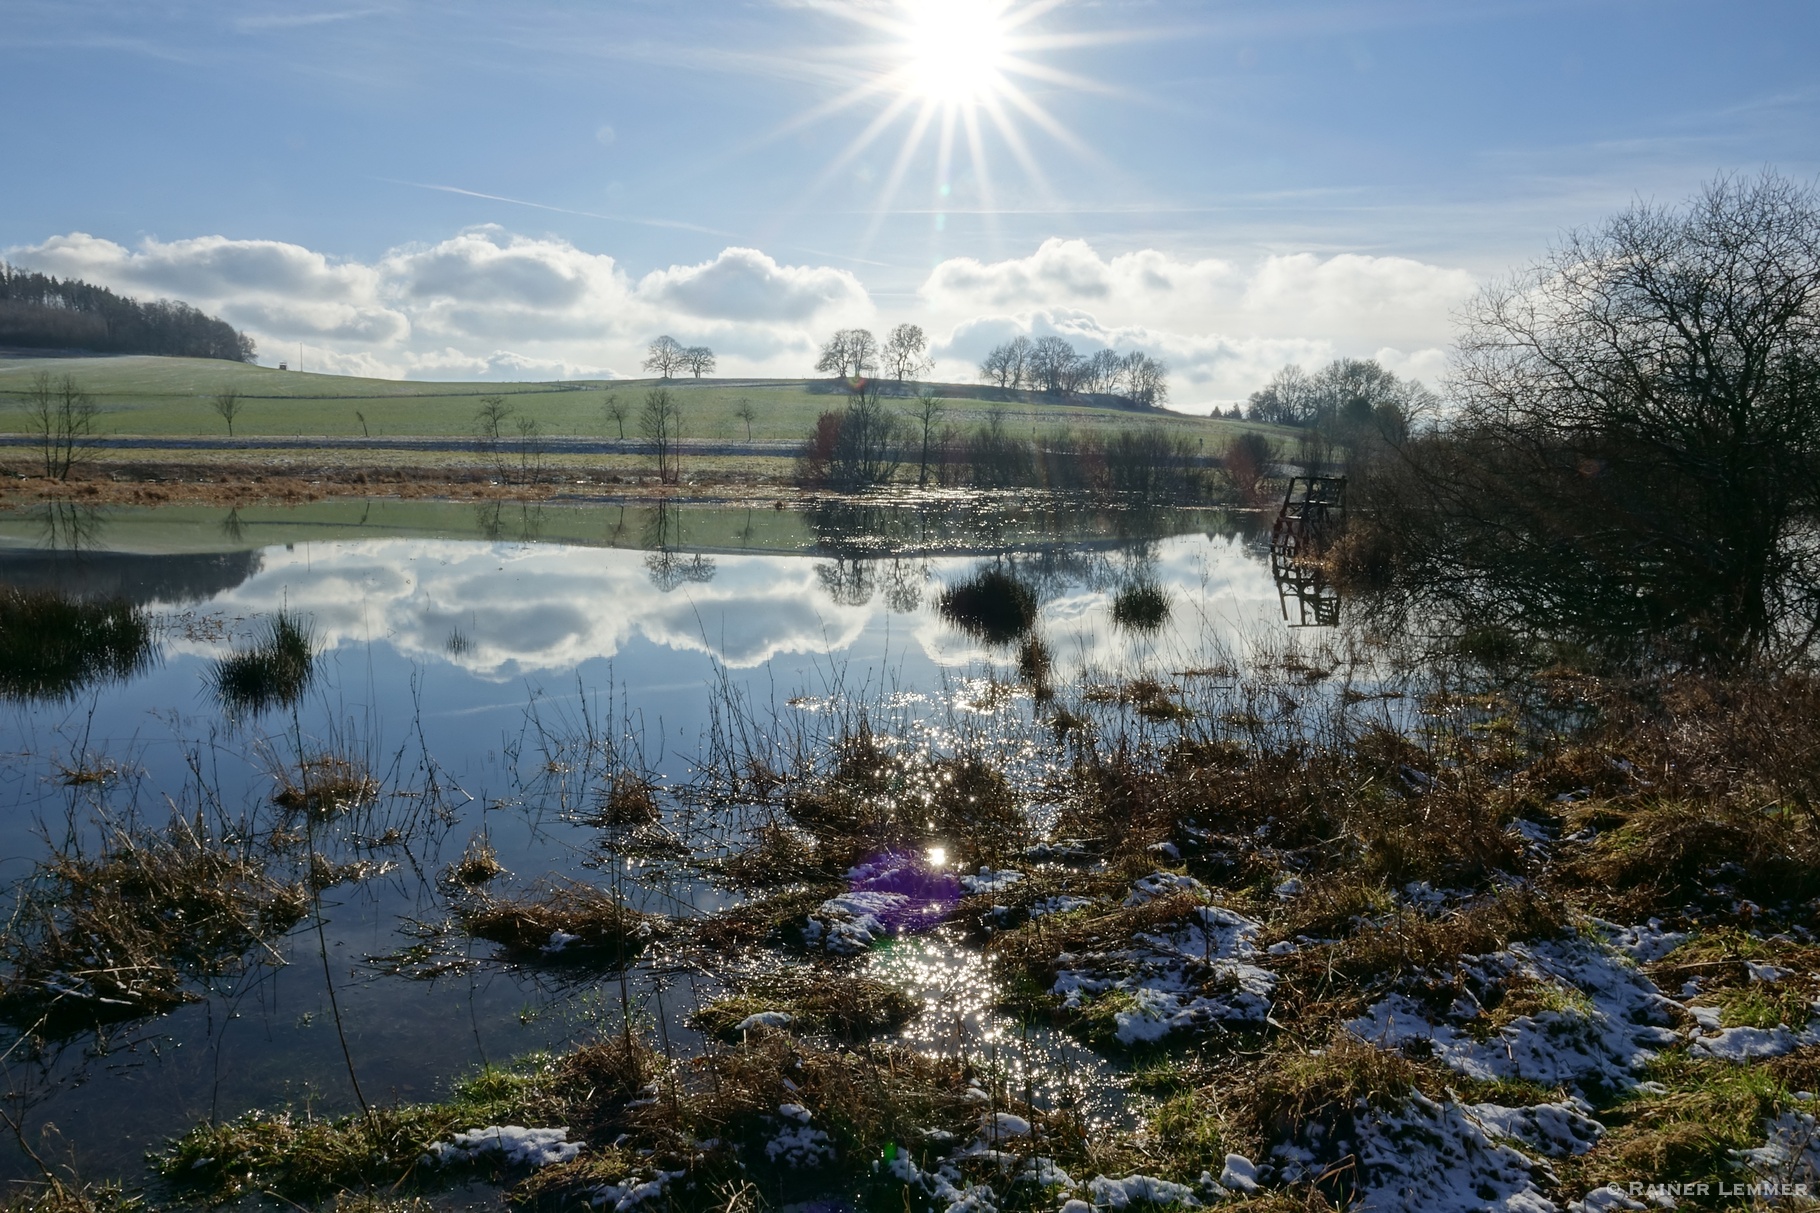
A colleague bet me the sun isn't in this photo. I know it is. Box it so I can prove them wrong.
[765,0,1113,246]
[901,0,1011,108]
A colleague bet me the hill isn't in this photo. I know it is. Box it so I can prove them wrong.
[0,355,1280,446]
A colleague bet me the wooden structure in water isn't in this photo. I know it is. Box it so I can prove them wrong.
[1270,476,1346,627]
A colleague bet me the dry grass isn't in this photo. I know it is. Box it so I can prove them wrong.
[690,969,919,1042]
[592,773,660,827]
[448,833,504,885]
[459,881,662,964]
[273,754,380,817]
[0,814,307,1035]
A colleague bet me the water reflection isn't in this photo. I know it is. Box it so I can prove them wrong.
[30,501,108,551]
[0,503,1301,1185]
[0,588,155,701]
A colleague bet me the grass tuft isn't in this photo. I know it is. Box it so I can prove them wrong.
[938,567,1038,644]
[1111,579,1171,631]
[211,611,316,716]
[460,880,663,964]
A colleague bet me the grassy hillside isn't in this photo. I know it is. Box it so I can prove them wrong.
[0,355,1280,447]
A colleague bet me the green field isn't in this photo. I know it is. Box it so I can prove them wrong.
[0,354,1279,447]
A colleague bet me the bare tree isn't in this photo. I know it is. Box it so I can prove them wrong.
[1415,170,1820,665]
[733,396,758,442]
[884,323,932,381]
[1028,336,1078,393]
[815,329,878,379]
[830,378,902,487]
[23,372,99,481]
[979,343,1015,389]
[211,386,245,437]
[603,390,628,440]
[1124,352,1170,408]
[639,387,684,484]
[474,395,515,481]
[514,414,547,484]
[905,387,946,486]
[1086,348,1125,395]
[979,335,1035,390]
[642,335,687,379]
[683,346,717,378]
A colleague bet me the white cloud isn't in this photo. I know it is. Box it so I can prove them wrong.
[919,238,1477,408]
[636,247,871,324]
[5,229,1477,401]
[17,231,408,343]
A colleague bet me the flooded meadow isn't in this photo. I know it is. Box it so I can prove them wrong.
[6,495,1817,1212]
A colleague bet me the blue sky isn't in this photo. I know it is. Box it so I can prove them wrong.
[5,0,1816,406]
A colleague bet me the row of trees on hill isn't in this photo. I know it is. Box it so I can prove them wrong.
[816,325,933,381]
[0,262,256,361]
[977,336,1169,407]
[1244,358,1438,431]
[642,336,716,378]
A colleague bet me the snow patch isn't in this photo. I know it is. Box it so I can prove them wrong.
[426,1125,581,1168]
[1124,871,1207,906]
[1053,904,1275,1044]
[733,1010,794,1031]
[1085,1173,1201,1207]
[1349,936,1679,1092]
[1469,1100,1604,1157]
[1273,1091,1557,1213]
[960,867,1025,895]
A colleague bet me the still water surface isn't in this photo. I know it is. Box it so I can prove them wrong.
[0,498,1309,1183]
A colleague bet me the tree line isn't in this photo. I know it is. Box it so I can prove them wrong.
[0,262,256,361]
[796,381,1212,501]
[976,335,1168,408]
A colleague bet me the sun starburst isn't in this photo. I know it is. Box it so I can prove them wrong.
[769,0,1112,250]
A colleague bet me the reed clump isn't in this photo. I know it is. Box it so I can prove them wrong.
[273,753,380,817]
[690,970,919,1042]
[211,611,316,715]
[1110,579,1171,632]
[937,567,1037,644]
[592,772,659,827]
[448,833,504,885]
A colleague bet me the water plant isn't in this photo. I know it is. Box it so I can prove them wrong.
[937,566,1037,644]
[1110,579,1171,631]
[210,610,316,716]
[0,813,308,1036]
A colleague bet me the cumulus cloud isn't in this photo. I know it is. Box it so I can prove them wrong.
[636,247,871,324]
[5,227,1476,401]
[16,231,409,343]
[919,238,1477,407]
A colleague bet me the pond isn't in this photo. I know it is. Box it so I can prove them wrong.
[0,495,1321,1186]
